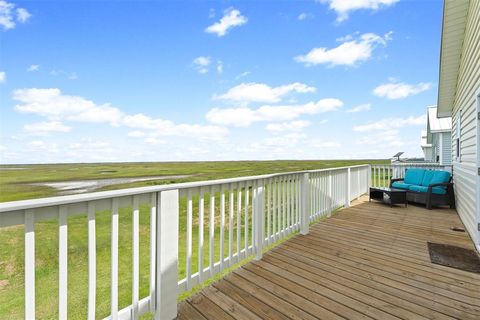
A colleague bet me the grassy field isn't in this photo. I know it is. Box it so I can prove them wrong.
[0,160,389,202]
[0,160,388,319]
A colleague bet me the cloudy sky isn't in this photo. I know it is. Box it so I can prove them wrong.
[0,0,442,164]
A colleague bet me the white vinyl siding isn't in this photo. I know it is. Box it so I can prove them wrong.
[451,0,480,248]
[423,147,433,162]
[432,134,440,162]
[430,132,452,164]
[441,132,452,165]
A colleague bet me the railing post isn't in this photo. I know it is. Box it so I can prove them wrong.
[155,189,179,320]
[345,168,351,208]
[25,209,35,320]
[255,179,265,260]
[300,173,310,235]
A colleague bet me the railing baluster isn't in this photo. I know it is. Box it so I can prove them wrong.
[59,205,68,319]
[209,186,215,277]
[286,176,290,233]
[316,173,319,218]
[291,176,295,228]
[282,176,286,237]
[273,178,277,241]
[296,176,302,225]
[236,184,242,263]
[383,166,386,188]
[277,176,281,239]
[198,188,204,282]
[267,178,271,245]
[291,176,295,229]
[149,193,157,311]
[87,202,96,320]
[132,196,140,319]
[220,185,225,271]
[25,209,35,320]
[293,177,297,228]
[295,176,299,227]
[244,183,249,257]
[251,180,256,253]
[111,198,119,319]
[323,172,327,216]
[228,184,234,267]
[186,189,193,289]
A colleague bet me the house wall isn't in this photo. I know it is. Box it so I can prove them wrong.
[432,134,439,162]
[451,0,480,249]
[441,132,452,165]
[423,147,433,161]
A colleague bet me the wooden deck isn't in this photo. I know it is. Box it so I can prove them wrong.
[177,197,480,320]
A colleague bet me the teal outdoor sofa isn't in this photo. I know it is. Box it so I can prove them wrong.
[390,168,455,210]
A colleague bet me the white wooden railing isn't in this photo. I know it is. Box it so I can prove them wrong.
[0,165,370,320]
[370,163,453,188]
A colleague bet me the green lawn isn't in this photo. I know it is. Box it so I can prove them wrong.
[0,160,388,319]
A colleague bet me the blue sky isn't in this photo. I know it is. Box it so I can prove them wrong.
[0,0,443,164]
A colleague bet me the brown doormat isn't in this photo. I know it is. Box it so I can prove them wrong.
[427,242,480,273]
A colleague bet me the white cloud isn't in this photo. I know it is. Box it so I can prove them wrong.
[320,0,399,22]
[373,80,432,99]
[313,141,341,148]
[0,71,5,83]
[127,130,146,138]
[346,103,371,113]
[217,60,223,74]
[13,88,124,126]
[261,133,307,147]
[295,32,392,67]
[207,98,343,127]
[266,120,311,132]
[353,114,426,132]
[24,121,71,135]
[28,140,46,148]
[298,12,313,21]
[205,8,247,37]
[0,1,31,30]
[13,88,229,140]
[356,129,404,146]
[192,56,211,74]
[215,82,316,104]
[192,56,223,74]
[235,71,251,80]
[50,69,78,80]
[27,64,40,72]
[16,7,30,23]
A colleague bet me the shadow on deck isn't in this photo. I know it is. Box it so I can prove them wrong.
[177,197,480,320]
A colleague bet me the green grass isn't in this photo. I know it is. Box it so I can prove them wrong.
[0,160,388,319]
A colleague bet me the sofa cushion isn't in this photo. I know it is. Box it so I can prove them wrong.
[404,169,425,185]
[421,170,436,187]
[409,185,447,195]
[391,181,412,190]
[430,170,451,185]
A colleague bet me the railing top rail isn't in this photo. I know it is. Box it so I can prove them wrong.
[372,164,453,168]
[0,164,370,213]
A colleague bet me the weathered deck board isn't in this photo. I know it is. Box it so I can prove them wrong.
[178,197,480,319]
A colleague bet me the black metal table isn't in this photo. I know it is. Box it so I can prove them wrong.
[369,187,407,207]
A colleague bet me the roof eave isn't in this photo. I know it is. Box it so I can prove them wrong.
[436,0,469,118]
